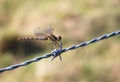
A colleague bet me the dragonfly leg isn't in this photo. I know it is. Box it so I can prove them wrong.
[50,55,62,61]
[48,42,54,50]
[54,41,61,49]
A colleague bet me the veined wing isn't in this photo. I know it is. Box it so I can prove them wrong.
[34,27,46,37]
[44,26,54,35]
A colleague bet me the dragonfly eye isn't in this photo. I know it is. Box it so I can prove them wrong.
[57,36,62,41]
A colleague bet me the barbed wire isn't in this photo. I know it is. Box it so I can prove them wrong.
[0,30,120,73]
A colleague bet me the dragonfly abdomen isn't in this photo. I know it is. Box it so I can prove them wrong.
[18,37,48,40]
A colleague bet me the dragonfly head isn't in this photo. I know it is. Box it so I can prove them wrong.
[57,36,62,41]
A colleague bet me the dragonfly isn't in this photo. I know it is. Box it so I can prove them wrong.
[18,26,62,61]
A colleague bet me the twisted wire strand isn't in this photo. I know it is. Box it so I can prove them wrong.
[0,30,120,73]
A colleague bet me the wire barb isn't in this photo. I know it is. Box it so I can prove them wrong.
[0,30,120,73]
[50,42,63,61]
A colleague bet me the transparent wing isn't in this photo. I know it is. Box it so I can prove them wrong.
[34,27,46,36]
[44,26,54,35]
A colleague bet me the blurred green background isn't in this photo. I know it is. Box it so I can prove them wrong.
[0,0,120,82]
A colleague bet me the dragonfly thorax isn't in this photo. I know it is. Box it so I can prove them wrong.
[48,34,62,42]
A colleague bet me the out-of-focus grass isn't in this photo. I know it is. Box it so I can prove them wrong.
[0,0,120,82]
